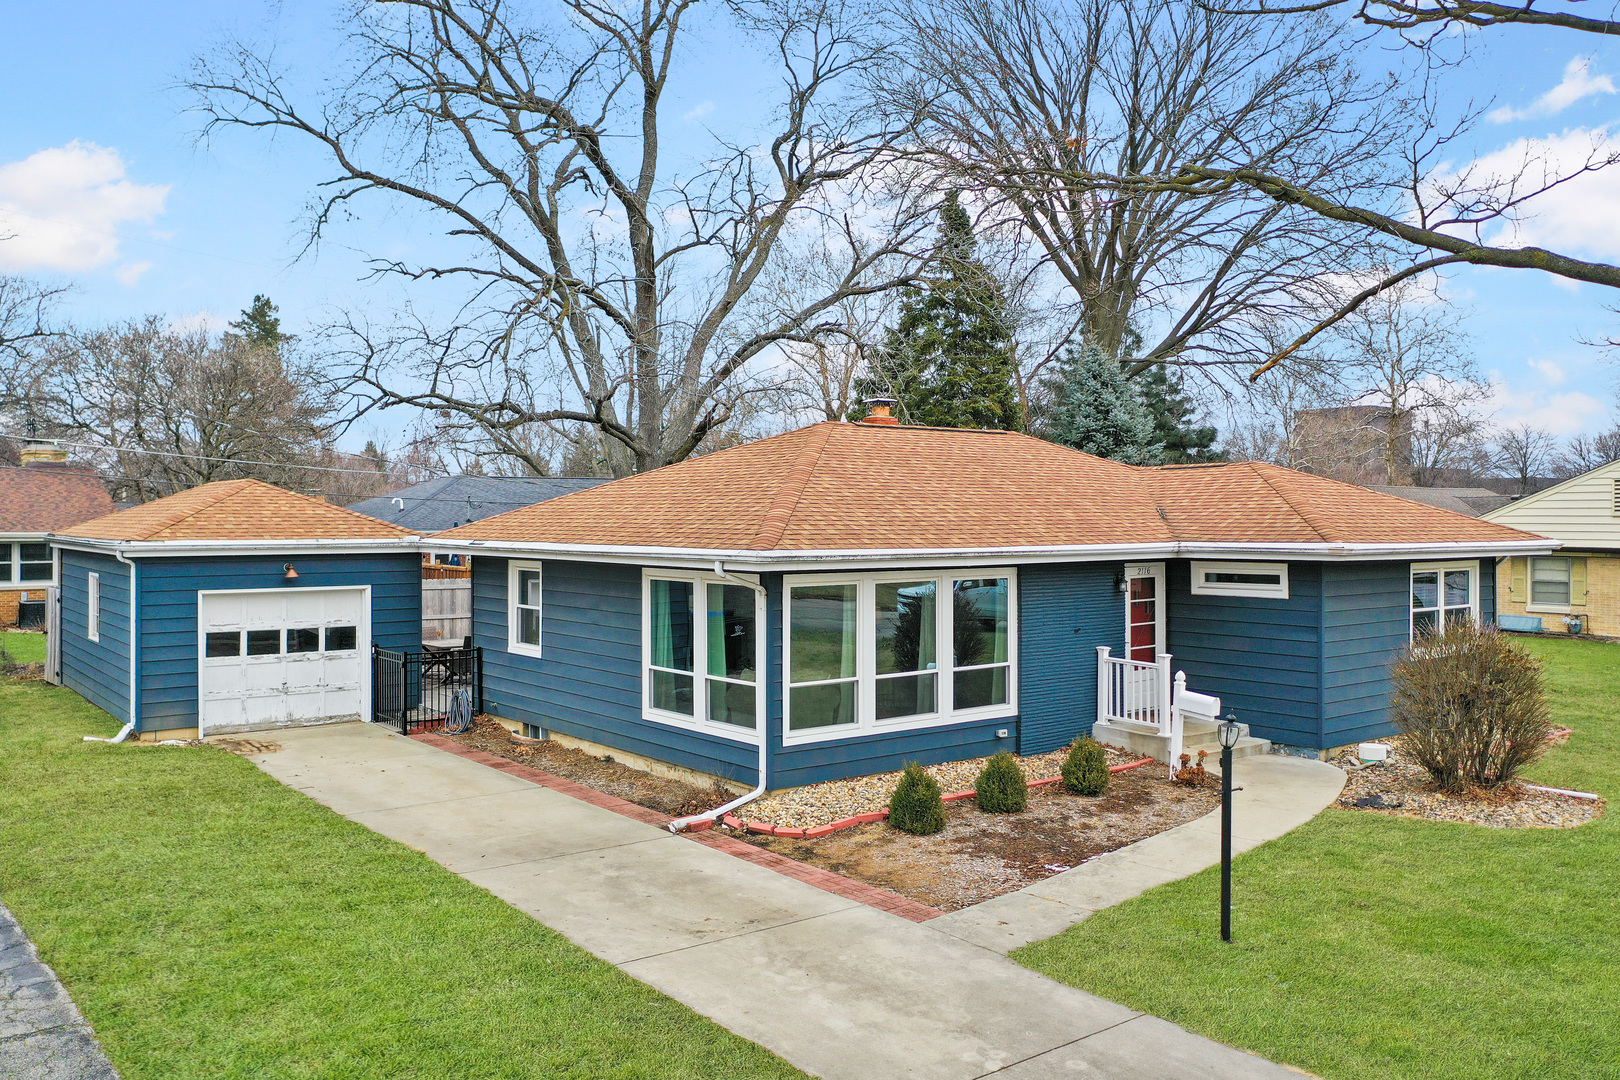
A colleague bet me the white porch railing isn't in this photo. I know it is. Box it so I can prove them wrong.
[1097,647,1222,776]
[1096,646,1173,733]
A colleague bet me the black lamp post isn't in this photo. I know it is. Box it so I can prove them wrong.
[1218,712,1242,943]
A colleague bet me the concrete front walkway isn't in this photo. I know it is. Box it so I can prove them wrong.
[0,901,120,1080]
[248,723,1340,1080]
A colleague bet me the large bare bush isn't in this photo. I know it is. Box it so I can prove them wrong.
[1390,623,1552,794]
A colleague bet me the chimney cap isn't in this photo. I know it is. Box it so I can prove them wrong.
[858,397,901,426]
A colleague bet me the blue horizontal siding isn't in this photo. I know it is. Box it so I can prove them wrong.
[475,558,758,785]
[58,551,131,724]
[135,553,422,732]
[1166,560,1324,747]
[1017,561,1120,755]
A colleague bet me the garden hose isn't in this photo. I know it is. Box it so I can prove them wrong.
[443,689,475,735]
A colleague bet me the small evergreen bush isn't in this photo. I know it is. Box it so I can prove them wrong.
[1061,737,1109,796]
[974,752,1027,813]
[1392,622,1552,793]
[888,762,946,835]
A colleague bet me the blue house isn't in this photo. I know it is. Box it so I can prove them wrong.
[49,479,422,741]
[430,413,1553,796]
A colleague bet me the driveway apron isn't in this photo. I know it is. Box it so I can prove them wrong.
[249,723,1336,1080]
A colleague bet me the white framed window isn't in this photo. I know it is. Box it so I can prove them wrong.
[507,561,544,657]
[87,571,101,642]
[0,542,54,586]
[1527,557,1572,612]
[643,571,764,742]
[784,569,1017,744]
[1189,560,1289,599]
[1410,561,1477,639]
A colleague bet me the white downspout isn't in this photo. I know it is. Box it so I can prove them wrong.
[84,546,137,744]
[668,561,770,832]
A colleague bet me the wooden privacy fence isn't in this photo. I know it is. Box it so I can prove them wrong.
[422,576,472,642]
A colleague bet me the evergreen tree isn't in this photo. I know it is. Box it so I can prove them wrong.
[226,295,293,352]
[1042,342,1163,464]
[1140,363,1223,463]
[853,193,1020,430]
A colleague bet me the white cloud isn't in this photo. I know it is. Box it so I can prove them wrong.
[1490,57,1616,123]
[1526,357,1567,384]
[1429,127,1620,259]
[167,311,229,336]
[0,141,168,273]
[683,101,715,122]
[114,260,153,287]
[1484,375,1604,434]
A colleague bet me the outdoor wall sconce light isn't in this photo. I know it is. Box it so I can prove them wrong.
[1114,569,1127,593]
[1218,713,1242,942]
[283,563,299,581]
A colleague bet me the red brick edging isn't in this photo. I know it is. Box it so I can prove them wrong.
[408,732,945,923]
[723,756,1158,840]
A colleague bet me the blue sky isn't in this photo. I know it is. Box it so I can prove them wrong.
[3,3,1620,443]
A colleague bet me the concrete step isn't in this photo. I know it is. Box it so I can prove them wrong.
[1091,719,1272,765]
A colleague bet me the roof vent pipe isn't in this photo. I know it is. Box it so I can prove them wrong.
[858,397,901,426]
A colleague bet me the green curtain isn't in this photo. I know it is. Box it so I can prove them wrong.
[707,584,726,677]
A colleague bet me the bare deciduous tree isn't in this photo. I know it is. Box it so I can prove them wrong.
[0,275,63,364]
[1555,428,1620,478]
[2,319,334,502]
[886,0,1402,372]
[1201,0,1620,38]
[190,0,932,476]
[1493,423,1558,496]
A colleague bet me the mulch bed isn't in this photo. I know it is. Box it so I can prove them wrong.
[1331,736,1604,829]
[744,770,1219,911]
[442,717,735,817]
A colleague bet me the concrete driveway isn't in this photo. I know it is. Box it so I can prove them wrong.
[248,722,1339,1080]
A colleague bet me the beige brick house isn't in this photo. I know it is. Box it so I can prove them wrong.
[1484,460,1620,636]
[0,440,115,628]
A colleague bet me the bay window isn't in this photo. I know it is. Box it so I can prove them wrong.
[1410,562,1476,639]
[786,570,1016,741]
[644,572,762,738]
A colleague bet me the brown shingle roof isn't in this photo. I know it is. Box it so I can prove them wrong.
[59,479,418,542]
[0,465,116,532]
[438,422,1541,551]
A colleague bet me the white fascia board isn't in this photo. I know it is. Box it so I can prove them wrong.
[46,536,426,558]
[430,536,1560,570]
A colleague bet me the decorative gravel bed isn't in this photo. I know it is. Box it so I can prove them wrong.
[1331,737,1604,829]
[746,744,1142,830]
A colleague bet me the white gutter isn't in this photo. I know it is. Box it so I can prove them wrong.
[85,544,137,744]
[48,536,424,558]
[425,536,1559,572]
[668,561,770,833]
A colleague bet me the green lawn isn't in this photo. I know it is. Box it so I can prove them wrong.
[1,629,46,665]
[0,678,805,1080]
[1015,635,1620,1080]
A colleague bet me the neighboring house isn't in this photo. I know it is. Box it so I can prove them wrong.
[429,414,1548,791]
[1484,460,1620,636]
[0,440,115,629]
[347,475,610,641]
[1364,486,1514,518]
[50,479,420,741]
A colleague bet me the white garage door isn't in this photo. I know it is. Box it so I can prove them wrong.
[198,587,370,735]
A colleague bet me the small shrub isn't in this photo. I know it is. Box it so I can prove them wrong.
[888,762,946,835]
[1061,737,1110,796]
[1391,621,1552,793]
[1172,750,1212,787]
[974,752,1027,813]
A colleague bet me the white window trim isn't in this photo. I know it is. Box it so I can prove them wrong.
[87,571,101,642]
[1189,560,1289,599]
[1525,556,1573,614]
[0,540,56,587]
[507,561,545,658]
[641,570,766,744]
[782,568,1018,746]
[1410,560,1478,639]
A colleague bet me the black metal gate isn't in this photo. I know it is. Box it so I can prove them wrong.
[371,644,483,734]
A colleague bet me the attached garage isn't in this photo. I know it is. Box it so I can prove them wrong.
[198,587,371,734]
[50,479,423,741]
